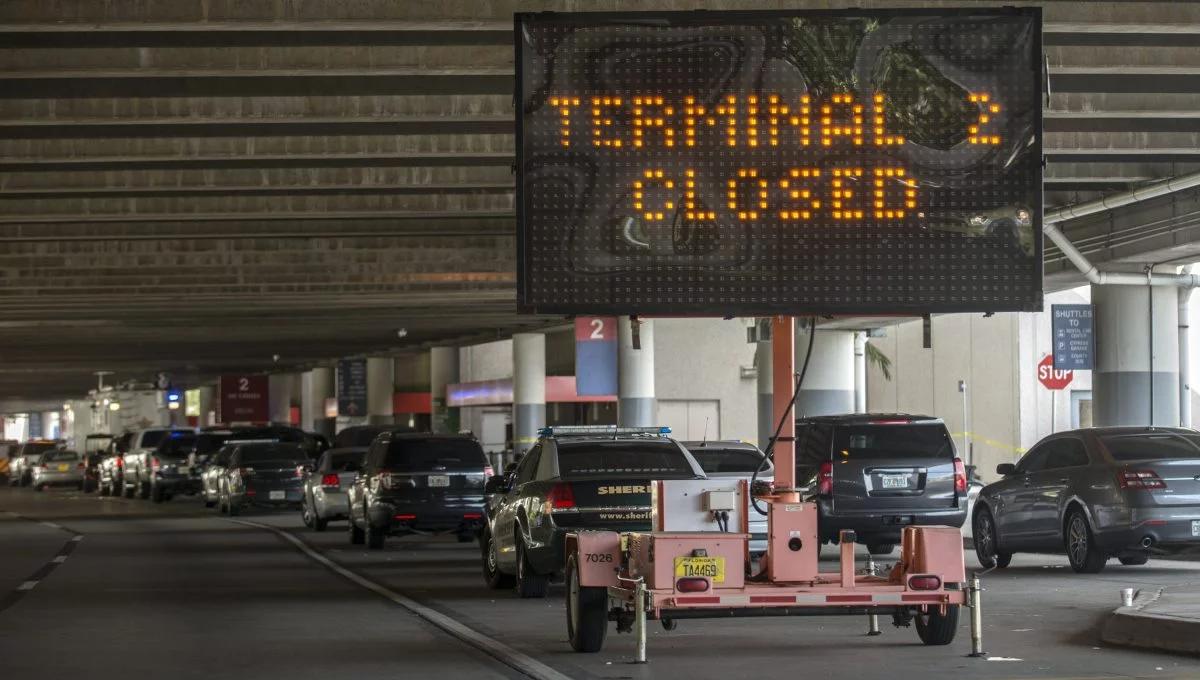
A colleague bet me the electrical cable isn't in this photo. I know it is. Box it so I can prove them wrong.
[750,316,817,516]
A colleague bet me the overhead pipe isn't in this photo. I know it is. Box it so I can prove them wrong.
[1043,168,1200,288]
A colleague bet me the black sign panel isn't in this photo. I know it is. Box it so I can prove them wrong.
[517,9,1043,315]
[337,359,368,418]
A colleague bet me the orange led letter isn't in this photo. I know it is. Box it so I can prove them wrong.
[829,168,865,220]
[590,96,625,148]
[548,96,579,147]
[727,168,767,221]
[871,167,916,219]
[871,93,904,146]
[777,169,821,220]
[633,169,675,222]
[632,96,677,149]
[967,93,1002,145]
[820,93,864,147]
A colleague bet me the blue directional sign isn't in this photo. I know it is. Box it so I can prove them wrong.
[1052,304,1094,370]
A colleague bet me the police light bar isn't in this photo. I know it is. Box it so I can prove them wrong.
[226,438,281,445]
[538,426,671,437]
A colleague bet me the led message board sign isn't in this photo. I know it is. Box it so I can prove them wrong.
[516,8,1043,316]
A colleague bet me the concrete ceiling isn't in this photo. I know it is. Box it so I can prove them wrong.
[2,0,1200,401]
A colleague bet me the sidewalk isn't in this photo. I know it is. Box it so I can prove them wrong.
[1102,585,1200,656]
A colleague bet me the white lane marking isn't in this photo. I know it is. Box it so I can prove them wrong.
[52,555,68,563]
[230,520,574,680]
[71,535,84,542]
[17,581,38,591]
[41,522,61,529]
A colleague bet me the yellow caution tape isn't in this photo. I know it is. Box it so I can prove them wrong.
[949,431,1027,458]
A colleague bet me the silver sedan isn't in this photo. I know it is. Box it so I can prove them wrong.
[301,449,365,531]
[31,449,84,491]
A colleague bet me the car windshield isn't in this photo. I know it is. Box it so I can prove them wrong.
[43,450,79,462]
[382,438,486,472]
[1101,433,1200,461]
[334,427,387,449]
[689,448,768,474]
[556,440,696,478]
[831,424,952,459]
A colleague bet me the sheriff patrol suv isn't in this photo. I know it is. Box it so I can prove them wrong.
[480,426,707,598]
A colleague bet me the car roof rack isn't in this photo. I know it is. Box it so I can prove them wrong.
[538,425,671,438]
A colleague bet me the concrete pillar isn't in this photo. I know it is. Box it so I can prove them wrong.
[195,385,215,428]
[853,332,867,414]
[794,326,855,417]
[431,347,460,434]
[367,357,395,426]
[618,317,656,427]
[1093,274,1180,426]
[301,367,334,433]
[513,333,546,455]
[268,373,298,425]
[1180,287,1193,428]
[757,335,774,449]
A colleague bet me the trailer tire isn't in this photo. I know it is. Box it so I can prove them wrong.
[915,604,959,645]
[566,554,607,653]
[867,543,895,556]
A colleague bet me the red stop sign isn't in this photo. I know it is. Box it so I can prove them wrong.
[1038,355,1073,390]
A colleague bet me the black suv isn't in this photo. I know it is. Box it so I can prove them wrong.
[795,414,967,555]
[347,432,491,549]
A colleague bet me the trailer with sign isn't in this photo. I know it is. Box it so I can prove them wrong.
[516,6,1042,659]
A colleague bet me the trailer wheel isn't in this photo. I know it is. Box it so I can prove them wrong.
[565,554,608,653]
[915,605,959,645]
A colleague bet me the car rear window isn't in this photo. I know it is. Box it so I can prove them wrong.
[831,424,953,459]
[239,445,307,464]
[328,452,365,473]
[335,427,387,449]
[43,450,79,462]
[382,439,486,472]
[1100,433,1200,461]
[690,448,768,474]
[159,436,197,456]
[141,430,191,448]
[19,442,58,457]
[556,440,696,477]
[195,433,233,455]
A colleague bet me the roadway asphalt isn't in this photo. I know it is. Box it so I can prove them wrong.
[2,484,1200,680]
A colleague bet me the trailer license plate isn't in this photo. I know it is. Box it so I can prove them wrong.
[269,490,285,501]
[674,556,725,583]
[881,474,908,489]
[1192,520,1200,537]
[428,475,450,488]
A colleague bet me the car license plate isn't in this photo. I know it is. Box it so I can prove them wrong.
[881,474,908,489]
[269,490,286,501]
[427,475,450,488]
[1192,520,1200,537]
[674,556,725,583]
[57,464,69,472]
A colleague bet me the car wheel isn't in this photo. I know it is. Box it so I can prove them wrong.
[973,507,1012,569]
[300,497,314,529]
[366,523,385,550]
[36,483,47,492]
[1065,509,1107,574]
[482,529,515,589]
[122,481,136,499]
[98,480,109,497]
[515,536,549,598]
[915,605,960,645]
[349,517,365,545]
[313,516,328,532]
[227,499,241,517]
[138,479,151,500]
[866,543,895,556]
[151,483,166,504]
[565,554,608,653]
[1119,553,1150,566]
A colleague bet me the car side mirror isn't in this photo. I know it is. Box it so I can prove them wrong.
[996,463,1017,476]
[484,475,510,494]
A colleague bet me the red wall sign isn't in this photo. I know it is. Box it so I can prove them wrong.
[219,375,269,423]
[1037,355,1073,391]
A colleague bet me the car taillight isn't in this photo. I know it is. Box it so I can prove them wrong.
[77,462,85,469]
[818,461,833,496]
[483,465,494,478]
[463,512,482,520]
[953,457,967,494]
[151,457,161,471]
[394,513,416,521]
[676,578,710,593]
[548,482,576,510]
[116,458,124,468]
[908,575,942,591]
[1118,469,1166,490]
[320,473,340,489]
[239,466,255,478]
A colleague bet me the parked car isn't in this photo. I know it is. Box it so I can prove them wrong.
[80,434,115,493]
[9,440,62,487]
[97,432,133,496]
[119,428,196,499]
[481,426,706,598]
[973,427,1200,573]
[795,414,967,556]
[348,432,491,551]
[0,439,18,480]
[301,448,366,531]
[682,440,772,555]
[31,449,84,491]
[196,427,319,507]
[145,431,202,503]
[217,442,312,515]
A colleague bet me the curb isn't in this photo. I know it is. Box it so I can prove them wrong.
[1101,589,1200,657]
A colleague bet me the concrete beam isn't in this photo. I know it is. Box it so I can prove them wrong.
[0,115,513,139]
[0,151,513,172]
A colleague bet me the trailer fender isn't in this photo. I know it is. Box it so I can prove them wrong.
[566,531,621,588]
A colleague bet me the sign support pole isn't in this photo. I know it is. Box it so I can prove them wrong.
[772,316,797,494]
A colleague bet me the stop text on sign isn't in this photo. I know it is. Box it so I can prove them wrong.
[547,91,1003,222]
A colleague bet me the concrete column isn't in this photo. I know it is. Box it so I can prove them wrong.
[618,317,656,427]
[1180,287,1193,428]
[301,367,334,433]
[268,373,299,425]
[367,357,395,426]
[513,333,546,455]
[1093,273,1180,426]
[431,347,460,434]
[757,334,774,449]
[853,332,867,414]
[195,385,215,428]
[794,325,855,417]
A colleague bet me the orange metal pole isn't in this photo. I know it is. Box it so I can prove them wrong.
[771,316,796,493]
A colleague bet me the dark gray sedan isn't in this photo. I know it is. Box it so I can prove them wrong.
[973,427,1200,573]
